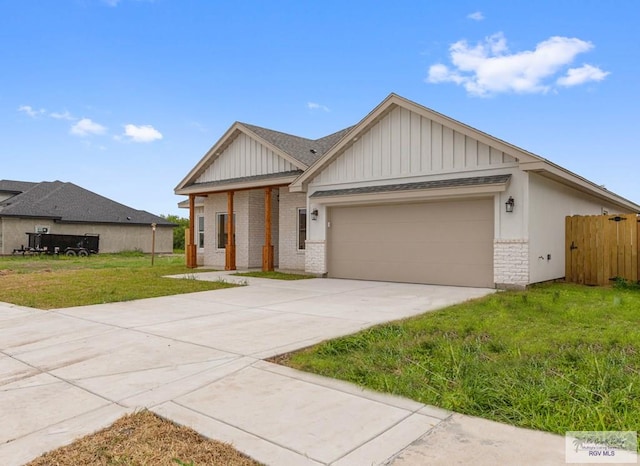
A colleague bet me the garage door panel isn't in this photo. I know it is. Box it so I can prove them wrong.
[328,200,494,287]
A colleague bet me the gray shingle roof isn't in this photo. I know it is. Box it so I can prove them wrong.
[0,180,38,193]
[0,180,174,226]
[190,170,303,191]
[310,174,512,198]
[240,123,354,167]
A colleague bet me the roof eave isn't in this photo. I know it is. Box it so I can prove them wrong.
[175,174,300,196]
[521,161,640,212]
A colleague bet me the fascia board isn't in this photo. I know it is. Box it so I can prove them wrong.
[175,175,299,196]
[521,161,640,211]
[310,183,508,206]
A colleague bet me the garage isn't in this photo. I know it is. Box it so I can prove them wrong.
[327,198,494,287]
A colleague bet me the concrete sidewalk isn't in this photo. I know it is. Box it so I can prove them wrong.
[1,274,574,465]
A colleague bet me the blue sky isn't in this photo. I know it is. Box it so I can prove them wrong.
[2,0,639,217]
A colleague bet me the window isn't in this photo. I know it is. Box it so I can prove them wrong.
[217,213,235,249]
[197,216,205,249]
[297,208,307,250]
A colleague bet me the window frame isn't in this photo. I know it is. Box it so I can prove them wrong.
[297,208,307,251]
[216,212,235,250]
[197,215,205,249]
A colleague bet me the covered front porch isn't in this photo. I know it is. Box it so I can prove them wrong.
[186,185,284,271]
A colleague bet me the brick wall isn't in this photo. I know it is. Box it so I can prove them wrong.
[247,190,264,268]
[494,239,529,289]
[278,187,306,271]
[203,193,227,269]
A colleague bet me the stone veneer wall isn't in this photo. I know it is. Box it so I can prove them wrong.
[494,239,529,289]
[305,240,326,275]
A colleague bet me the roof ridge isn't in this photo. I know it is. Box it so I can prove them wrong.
[240,122,316,142]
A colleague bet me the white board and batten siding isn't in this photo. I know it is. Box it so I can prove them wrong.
[196,133,298,184]
[310,106,517,187]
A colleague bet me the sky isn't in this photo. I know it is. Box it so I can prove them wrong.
[2,0,639,217]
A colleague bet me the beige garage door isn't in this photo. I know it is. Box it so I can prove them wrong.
[327,198,494,287]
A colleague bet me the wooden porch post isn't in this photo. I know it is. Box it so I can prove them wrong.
[187,194,197,268]
[262,187,274,271]
[225,191,236,270]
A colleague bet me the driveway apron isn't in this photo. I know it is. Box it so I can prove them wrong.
[0,274,565,465]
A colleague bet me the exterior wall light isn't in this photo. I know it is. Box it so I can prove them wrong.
[505,196,515,213]
[311,209,319,220]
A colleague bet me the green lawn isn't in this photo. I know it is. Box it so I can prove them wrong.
[0,252,236,309]
[285,283,640,439]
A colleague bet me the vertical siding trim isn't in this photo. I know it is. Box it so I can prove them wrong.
[431,122,443,171]
[421,118,432,172]
[410,111,421,173]
[442,126,454,170]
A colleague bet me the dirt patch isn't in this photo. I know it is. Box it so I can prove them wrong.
[27,410,263,466]
[264,352,294,365]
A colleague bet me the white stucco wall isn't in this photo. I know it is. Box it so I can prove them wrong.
[527,173,633,284]
[1,217,173,255]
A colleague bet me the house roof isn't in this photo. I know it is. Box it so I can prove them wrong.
[291,93,640,212]
[240,124,353,167]
[0,180,174,226]
[175,122,354,193]
[0,180,38,194]
[175,93,639,212]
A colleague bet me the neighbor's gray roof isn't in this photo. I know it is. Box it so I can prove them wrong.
[241,123,354,167]
[310,174,512,197]
[0,180,174,226]
[0,180,38,193]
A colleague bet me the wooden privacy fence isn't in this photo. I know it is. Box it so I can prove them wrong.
[565,214,639,286]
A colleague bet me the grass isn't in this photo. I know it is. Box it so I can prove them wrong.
[232,270,315,280]
[283,283,640,440]
[26,410,262,466]
[0,253,236,309]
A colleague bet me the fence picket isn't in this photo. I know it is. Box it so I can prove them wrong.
[565,214,638,286]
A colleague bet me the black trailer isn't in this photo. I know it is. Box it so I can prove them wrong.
[13,233,100,256]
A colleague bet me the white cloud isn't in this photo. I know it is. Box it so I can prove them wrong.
[70,118,107,136]
[50,110,75,121]
[18,105,46,118]
[467,11,484,21]
[307,102,330,112]
[557,64,610,87]
[122,124,163,143]
[427,32,609,96]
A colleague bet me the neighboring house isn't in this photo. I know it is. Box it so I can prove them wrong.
[175,94,639,289]
[0,180,174,255]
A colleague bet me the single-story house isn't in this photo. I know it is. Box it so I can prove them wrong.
[0,180,174,254]
[175,93,640,289]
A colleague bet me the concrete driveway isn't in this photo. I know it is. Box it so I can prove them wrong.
[1,274,571,465]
